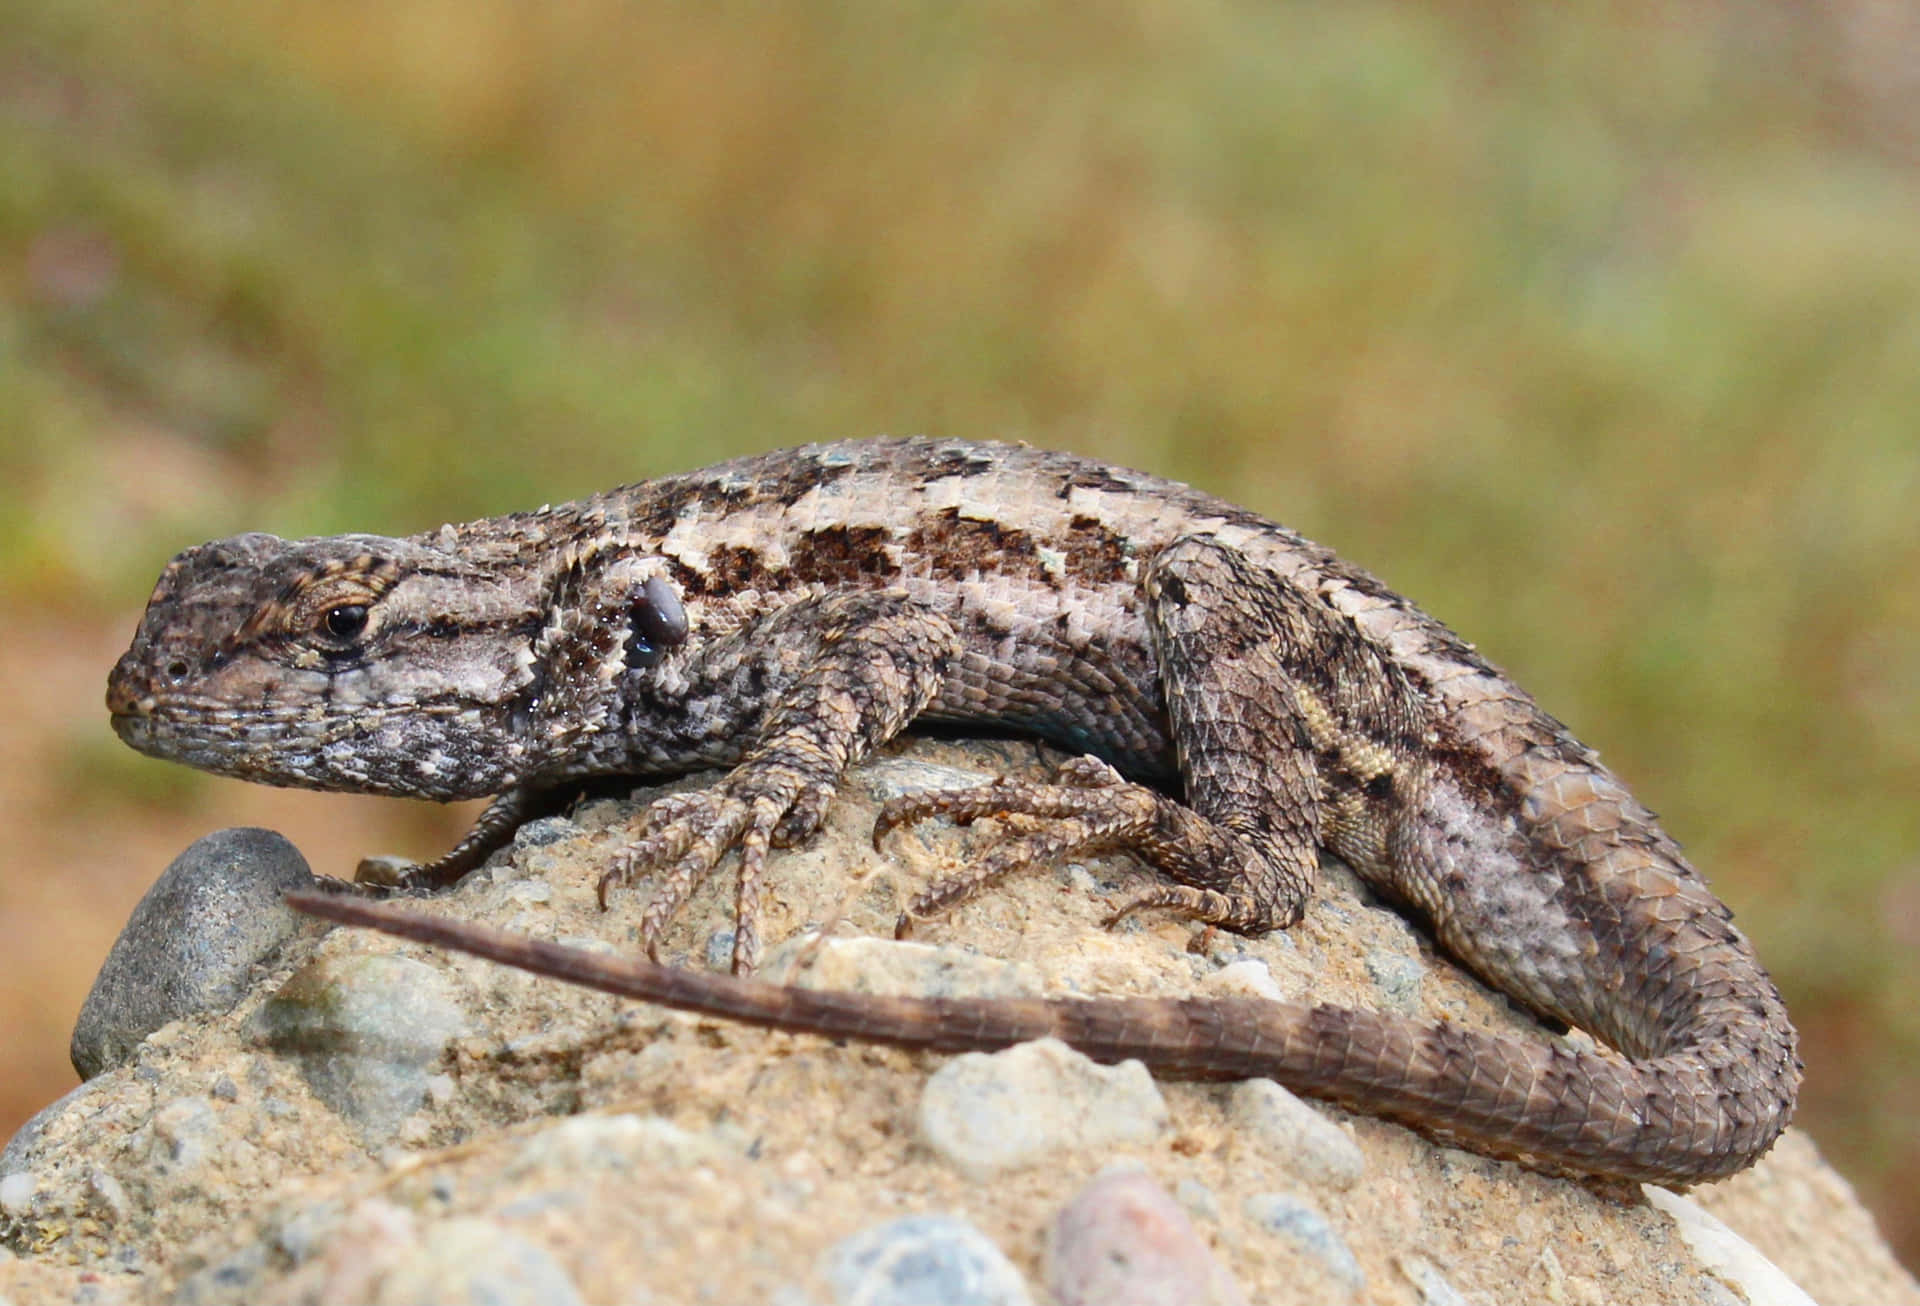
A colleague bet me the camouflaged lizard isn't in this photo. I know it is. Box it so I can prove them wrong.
[106,437,1800,1183]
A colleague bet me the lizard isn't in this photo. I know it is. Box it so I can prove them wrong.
[105,436,1800,1185]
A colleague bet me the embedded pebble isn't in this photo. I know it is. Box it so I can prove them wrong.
[767,934,1043,999]
[351,1213,586,1306]
[918,1039,1167,1180]
[1045,1170,1248,1306]
[506,1113,735,1177]
[1396,1254,1473,1306]
[821,1214,1030,1306]
[1226,1079,1366,1189]
[1,1082,96,1177]
[1175,1177,1220,1222]
[1643,1186,1818,1306]
[0,1170,37,1217]
[1200,958,1288,1002]
[71,828,322,1079]
[145,1096,219,1182]
[251,953,468,1141]
[1243,1192,1364,1297]
[857,758,996,803]
[1363,949,1426,1013]
[512,815,581,849]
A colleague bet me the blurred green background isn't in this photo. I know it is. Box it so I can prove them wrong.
[3,0,1916,1269]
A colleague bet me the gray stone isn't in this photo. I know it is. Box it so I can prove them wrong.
[768,934,1043,999]
[1199,957,1288,1001]
[1395,1254,1473,1306]
[1,1081,98,1176]
[1243,1192,1364,1298]
[511,815,581,849]
[0,1172,36,1218]
[71,828,322,1079]
[1046,1169,1247,1306]
[171,1240,271,1306]
[505,1113,735,1177]
[251,953,468,1142]
[856,757,996,803]
[918,1039,1167,1181]
[1363,949,1426,1013]
[1643,1186,1819,1306]
[821,1214,1030,1306]
[1226,1079,1366,1189]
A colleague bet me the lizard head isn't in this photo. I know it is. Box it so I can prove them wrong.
[107,531,548,800]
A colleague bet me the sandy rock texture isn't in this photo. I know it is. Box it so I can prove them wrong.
[2,737,1914,1305]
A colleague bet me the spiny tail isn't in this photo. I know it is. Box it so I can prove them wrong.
[286,892,1792,1185]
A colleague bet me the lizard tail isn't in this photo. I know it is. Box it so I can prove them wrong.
[285,891,1796,1185]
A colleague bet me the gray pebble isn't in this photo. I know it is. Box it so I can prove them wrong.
[506,1113,734,1177]
[1,1080,98,1175]
[146,1096,219,1179]
[171,1240,271,1306]
[767,935,1042,1000]
[1363,949,1426,1013]
[1174,1177,1220,1222]
[1226,1079,1365,1189]
[511,815,581,849]
[0,1170,36,1217]
[1243,1192,1364,1297]
[918,1039,1167,1180]
[1395,1254,1473,1306]
[252,953,468,1141]
[1046,1170,1248,1306]
[821,1214,1030,1306]
[857,758,995,803]
[71,828,322,1079]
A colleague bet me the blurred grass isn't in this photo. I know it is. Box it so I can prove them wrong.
[2,0,1917,1268]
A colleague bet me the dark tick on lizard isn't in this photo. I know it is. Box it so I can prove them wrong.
[108,437,1799,1185]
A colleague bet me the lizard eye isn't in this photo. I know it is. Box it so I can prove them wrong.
[322,604,369,641]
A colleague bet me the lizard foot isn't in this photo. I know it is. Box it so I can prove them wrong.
[598,766,837,973]
[876,755,1304,936]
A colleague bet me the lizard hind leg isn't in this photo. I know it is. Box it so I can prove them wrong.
[881,533,1357,939]
[878,754,1307,937]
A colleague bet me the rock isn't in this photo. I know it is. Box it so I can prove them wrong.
[0,1174,35,1220]
[1395,1253,1471,1306]
[1225,1079,1366,1190]
[503,1112,737,1176]
[341,1213,589,1306]
[250,952,469,1142]
[70,828,321,1079]
[821,1214,1030,1306]
[917,1039,1169,1181]
[766,933,1044,998]
[1242,1192,1365,1299]
[1644,1186,1818,1306]
[0,1084,96,1179]
[1198,958,1288,1001]
[1,740,1914,1306]
[1046,1169,1247,1306]
[1363,948,1425,1014]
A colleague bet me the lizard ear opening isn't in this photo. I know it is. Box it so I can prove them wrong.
[627,575,689,669]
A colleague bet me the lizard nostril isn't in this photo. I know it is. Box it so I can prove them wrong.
[165,658,191,682]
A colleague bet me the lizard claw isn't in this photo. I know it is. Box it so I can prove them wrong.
[872,757,1156,925]
[598,770,835,973]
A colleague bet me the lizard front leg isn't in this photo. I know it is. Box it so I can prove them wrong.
[608,591,957,972]
[884,535,1410,937]
[355,784,566,892]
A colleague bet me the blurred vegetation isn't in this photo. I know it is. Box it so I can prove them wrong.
[2,0,1916,1268]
